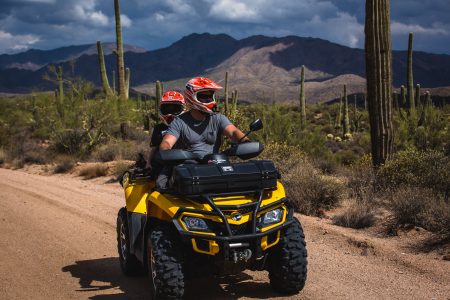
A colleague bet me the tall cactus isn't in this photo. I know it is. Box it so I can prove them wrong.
[96,41,113,96]
[155,80,162,123]
[231,89,238,119]
[114,0,126,99]
[407,32,415,113]
[415,84,421,108]
[400,85,406,106]
[56,66,64,119]
[365,0,394,166]
[335,94,342,129]
[343,85,350,135]
[299,65,306,128]
[112,70,116,95]
[125,67,130,99]
[224,72,229,114]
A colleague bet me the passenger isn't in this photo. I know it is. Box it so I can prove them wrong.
[147,90,185,178]
[157,77,249,190]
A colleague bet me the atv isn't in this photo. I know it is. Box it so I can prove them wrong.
[117,119,307,299]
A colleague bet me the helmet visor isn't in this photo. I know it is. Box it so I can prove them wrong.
[160,103,183,116]
[196,90,216,103]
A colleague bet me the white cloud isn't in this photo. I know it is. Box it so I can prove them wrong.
[72,1,109,26]
[121,14,132,27]
[392,22,449,36]
[0,30,40,53]
[209,0,260,22]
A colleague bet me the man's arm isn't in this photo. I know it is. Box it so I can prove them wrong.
[223,124,249,143]
[159,134,178,150]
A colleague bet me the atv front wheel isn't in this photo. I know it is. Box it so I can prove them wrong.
[117,207,145,276]
[148,225,185,299]
[268,217,308,294]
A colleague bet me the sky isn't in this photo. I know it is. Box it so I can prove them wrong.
[0,0,449,55]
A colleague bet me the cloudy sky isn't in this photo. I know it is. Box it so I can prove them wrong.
[0,0,449,55]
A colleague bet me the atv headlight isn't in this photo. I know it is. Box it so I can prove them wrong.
[260,208,283,227]
[182,216,209,231]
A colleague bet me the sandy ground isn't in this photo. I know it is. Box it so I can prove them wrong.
[0,167,449,300]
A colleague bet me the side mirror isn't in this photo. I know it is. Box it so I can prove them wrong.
[249,119,263,132]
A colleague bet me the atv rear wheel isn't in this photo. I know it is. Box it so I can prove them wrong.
[117,207,145,276]
[268,217,307,294]
[148,225,185,299]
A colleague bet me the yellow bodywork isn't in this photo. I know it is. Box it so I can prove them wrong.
[123,175,287,255]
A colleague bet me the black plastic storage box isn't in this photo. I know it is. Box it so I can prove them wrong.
[171,160,279,195]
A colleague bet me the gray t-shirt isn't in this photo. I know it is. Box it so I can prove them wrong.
[166,112,232,158]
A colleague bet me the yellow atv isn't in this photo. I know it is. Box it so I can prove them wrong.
[117,120,307,299]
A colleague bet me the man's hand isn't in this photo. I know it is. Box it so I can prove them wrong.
[159,134,178,150]
[224,124,249,143]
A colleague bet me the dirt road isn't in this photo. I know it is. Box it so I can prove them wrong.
[0,168,448,299]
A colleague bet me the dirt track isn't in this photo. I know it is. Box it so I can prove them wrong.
[0,167,449,299]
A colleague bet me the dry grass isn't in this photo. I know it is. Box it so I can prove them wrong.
[333,199,377,229]
[0,148,6,165]
[53,156,76,174]
[113,160,133,178]
[79,164,109,179]
[388,186,450,236]
[261,143,344,216]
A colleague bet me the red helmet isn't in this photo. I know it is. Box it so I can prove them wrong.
[160,91,185,125]
[184,77,222,114]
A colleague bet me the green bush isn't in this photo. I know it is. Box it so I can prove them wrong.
[377,148,450,196]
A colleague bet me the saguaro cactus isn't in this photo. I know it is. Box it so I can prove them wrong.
[400,85,406,106]
[153,80,163,125]
[114,0,126,99]
[335,94,342,129]
[56,66,64,119]
[125,67,130,99]
[299,65,306,128]
[407,32,415,113]
[365,0,394,166]
[343,85,350,135]
[112,70,116,95]
[96,41,113,96]
[415,84,421,108]
[231,89,238,119]
[224,72,229,114]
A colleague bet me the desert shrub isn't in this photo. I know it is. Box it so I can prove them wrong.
[52,129,89,155]
[79,164,108,179]
[388,186,450,235]
[91,142,122,162]
[333,200,376,229]
[113,160,133,178]
[312,158,339,175]
[53,156,75,173]
[0,148,6,165]
[91,140,149,163]
[261,143,344,215]
[346,157,376,202]
[377,148,450,196]
[11,158,25,169]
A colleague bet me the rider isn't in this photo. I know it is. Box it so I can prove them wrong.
[147,90,185,178]
[157,77,249,189]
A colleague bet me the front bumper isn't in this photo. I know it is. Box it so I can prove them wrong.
[171,192,294,258]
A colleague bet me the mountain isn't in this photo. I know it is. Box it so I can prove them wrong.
[0,43,146,71]
[1,33,450,103]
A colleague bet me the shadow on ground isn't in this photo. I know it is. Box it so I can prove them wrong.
[63,257,285,299]
[62,257,149,299]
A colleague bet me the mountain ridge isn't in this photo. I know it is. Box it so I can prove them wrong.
[1,33,450,102]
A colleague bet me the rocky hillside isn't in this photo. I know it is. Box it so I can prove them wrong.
[1,33,450,103]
